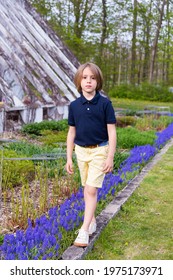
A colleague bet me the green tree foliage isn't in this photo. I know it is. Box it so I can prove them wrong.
[28,0,173,93]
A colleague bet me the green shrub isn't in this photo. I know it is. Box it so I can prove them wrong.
[135,115,173,131]
[2,150,35,189]
[21,119,68,136]
[113,150,130,171]
[109,83,173,102]
[3,141,51,157]
[116,116,136,127]
[116,127,156,149]
[39,130,67,146]
[124,110,137,116]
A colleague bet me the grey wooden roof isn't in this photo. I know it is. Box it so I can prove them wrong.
[0,0,80,109]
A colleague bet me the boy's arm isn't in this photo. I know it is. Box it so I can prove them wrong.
[66,126,76,174]
[103,124,116,173]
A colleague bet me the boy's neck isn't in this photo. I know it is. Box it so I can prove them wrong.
[82,91,96,100]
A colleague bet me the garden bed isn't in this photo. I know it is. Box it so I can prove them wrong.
[0,117,173,259]
[0,177,72,235]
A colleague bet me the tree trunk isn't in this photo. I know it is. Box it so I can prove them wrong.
[149,0,167,83]
[100,0,107,58]
[142,1,153,82]
[117,44,122,86]
[166,0,170,84]
[130,0,138,84]
[72,0,95,39]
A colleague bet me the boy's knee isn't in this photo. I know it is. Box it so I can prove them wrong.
[85,184,97,196]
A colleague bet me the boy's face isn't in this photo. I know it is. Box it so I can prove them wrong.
[81,67,97,97]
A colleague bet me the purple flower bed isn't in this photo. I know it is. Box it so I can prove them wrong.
[154,123,173,149]
[1,122,173,260]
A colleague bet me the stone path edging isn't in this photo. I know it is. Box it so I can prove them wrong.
[62,138,173,260]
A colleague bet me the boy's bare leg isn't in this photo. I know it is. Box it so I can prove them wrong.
[81,184,98,231]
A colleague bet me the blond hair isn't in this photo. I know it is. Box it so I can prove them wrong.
[74,62,103,93]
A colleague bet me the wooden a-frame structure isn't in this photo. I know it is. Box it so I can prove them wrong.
[0,0,80,132]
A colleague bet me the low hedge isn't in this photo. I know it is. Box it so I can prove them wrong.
[21,119,68,136]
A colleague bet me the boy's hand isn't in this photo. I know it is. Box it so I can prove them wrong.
[66,159,74,174]
[103,157,114,173]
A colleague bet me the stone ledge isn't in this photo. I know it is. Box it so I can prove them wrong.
[62,138,173,260]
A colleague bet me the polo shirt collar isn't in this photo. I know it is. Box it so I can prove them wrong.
[81,91,100,104]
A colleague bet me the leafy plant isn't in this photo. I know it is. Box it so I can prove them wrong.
[113,150,130,171]
[109,83,173,102]
[21,119,68,136]
[116,127,156,149]
[135,115,173,131]
[3,141,51,157]
[116,116,136,127]
[2,150,35,190]
[39,130,67,146]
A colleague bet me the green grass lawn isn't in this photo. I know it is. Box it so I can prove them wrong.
[111,98,173,113]
[85,145,173,260]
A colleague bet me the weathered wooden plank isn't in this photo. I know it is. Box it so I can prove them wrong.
[12,13,78,97]
[0,21,71,105]
[0,0,79,100]
[0,0,81,129]
[0,18,60,103]
[19,5,78,74]
[0,76,15,105]
[24,0,80,72]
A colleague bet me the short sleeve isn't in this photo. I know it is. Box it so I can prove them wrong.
[68,104,75,126]
[105,101,116,124]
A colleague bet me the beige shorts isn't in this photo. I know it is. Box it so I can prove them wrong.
[75,144,109,188]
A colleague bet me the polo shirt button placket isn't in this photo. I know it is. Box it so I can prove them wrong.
[86,102,90,112]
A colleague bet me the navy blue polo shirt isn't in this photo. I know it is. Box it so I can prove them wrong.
[68,91,116,146]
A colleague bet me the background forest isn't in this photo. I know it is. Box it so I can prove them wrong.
[29,0,173,96]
